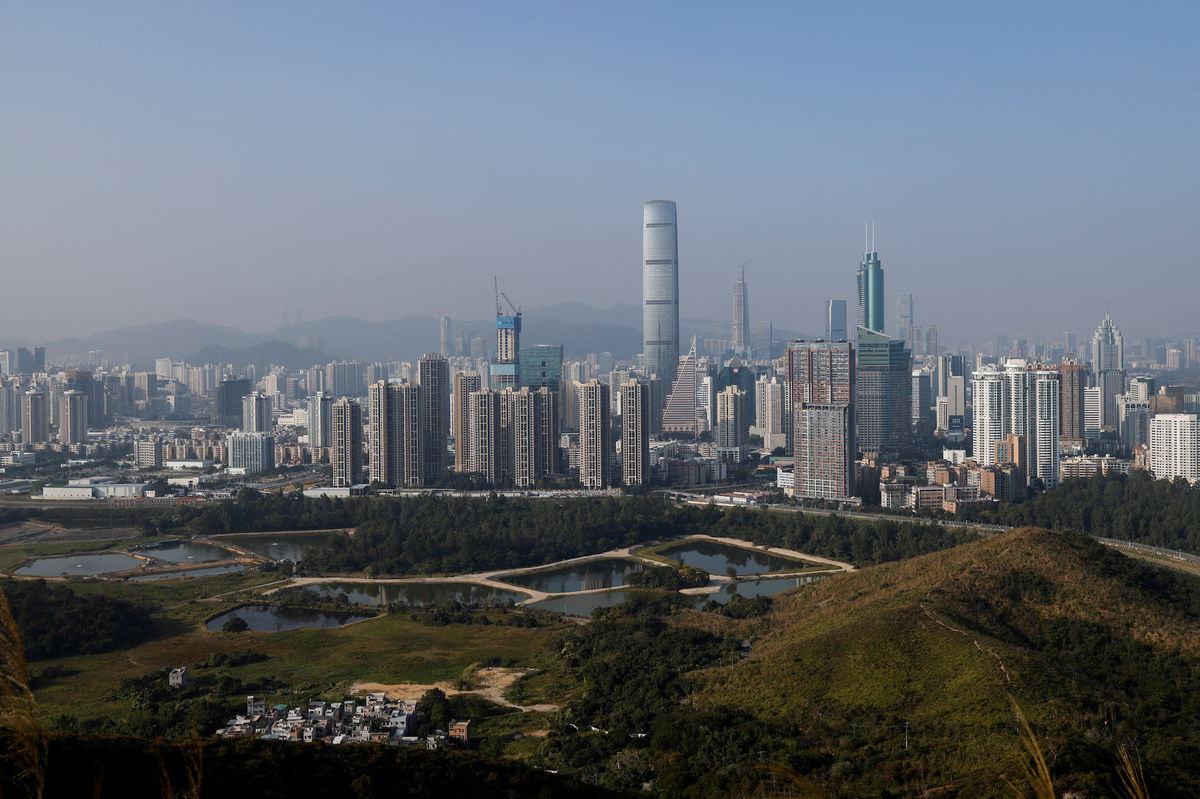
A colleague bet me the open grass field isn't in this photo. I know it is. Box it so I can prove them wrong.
[29,599,569,725]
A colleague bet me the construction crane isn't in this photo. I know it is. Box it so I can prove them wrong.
[493,275,521,317]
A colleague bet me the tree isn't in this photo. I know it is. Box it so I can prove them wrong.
[222,616,249,633]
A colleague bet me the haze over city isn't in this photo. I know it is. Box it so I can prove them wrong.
[3,2,1198,342]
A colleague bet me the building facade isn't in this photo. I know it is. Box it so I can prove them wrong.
[642,200,680,382]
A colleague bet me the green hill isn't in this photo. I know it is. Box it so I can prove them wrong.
[693,528,1200,797]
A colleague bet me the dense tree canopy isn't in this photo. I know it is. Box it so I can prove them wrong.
[2,579,154,661]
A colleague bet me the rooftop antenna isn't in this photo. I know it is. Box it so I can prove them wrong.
[738,259,751,280]
[871,219,876,254]
[864,222,869,256]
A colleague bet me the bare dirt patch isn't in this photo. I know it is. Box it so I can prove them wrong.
[350,666,560,712]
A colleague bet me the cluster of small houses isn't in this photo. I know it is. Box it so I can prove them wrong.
[213,692,472,748]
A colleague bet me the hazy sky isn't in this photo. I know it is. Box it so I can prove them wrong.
[2,2,1197,344]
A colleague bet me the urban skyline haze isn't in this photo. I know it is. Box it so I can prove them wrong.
[2,2,1197,342]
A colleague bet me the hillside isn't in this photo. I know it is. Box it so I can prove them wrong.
[692,528,1200,796]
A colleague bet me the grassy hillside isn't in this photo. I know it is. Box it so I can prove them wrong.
[693,527,1200,796]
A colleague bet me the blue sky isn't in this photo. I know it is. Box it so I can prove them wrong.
[2,2,1197,343]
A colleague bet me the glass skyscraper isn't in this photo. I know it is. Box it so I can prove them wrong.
[642,200,679,383]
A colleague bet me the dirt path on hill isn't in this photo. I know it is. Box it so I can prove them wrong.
[350,667,560,712]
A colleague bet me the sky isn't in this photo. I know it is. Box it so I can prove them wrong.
[2,1,1198,344]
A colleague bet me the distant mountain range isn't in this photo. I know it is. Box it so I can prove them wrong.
[33,303,807,369]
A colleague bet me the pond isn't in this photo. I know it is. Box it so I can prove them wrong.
[14,552,144,577]
[525,589,646,615]
[300,581,529,607]
[657,540,807,576]
[212,532,340,562]
[206,605,372,632]
[499,559,645,593]
[696,573,829,605]
[128,564,249,581]
[136,540,234,563]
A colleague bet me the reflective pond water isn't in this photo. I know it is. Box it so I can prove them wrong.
[206,605,372,632]
[301,581,528,607]
[694,573,829,605]
[657,540,806,576]
[525,589,646,615]
[212,532,340,562]
[136,540,233,563]
[14,552,144,577]
[499,559,645,593]
[129,564,248,581]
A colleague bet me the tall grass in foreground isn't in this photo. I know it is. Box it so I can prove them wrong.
[0,584,44,799]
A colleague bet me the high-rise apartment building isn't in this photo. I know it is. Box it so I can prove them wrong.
[21,388,49,444]
[579,379,611,489]
[452,372,482,472]
[368,380,423,487]
[242,392,272,433]
[467,389,502,483]
[753,377,787,450]
[619,379,650,486]
[825,299,848,341]
[1117,394,1152,450]
[331,398,363,487]
[215,377,250,422]
[715,386,746,450]
[786,340,855,500]
[228,432,275,474]
[856,231,884,333]
[1058,356,1087,445]
[59,390,88,445]
[972,361,1061,488]
[1150,414,1200,483]
[854,328,912,458]
[0,382,16,435]
[732,268,750,358]
[642,200,680,382]
[419,353,450,481]
[307,392,333,448]
[505,386,559,487]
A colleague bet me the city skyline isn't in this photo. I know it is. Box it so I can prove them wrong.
[3,4,1198,341]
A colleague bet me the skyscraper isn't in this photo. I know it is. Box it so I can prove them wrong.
[368,380,423,487]
[1057,357,1086,445]
[715,386,746,450]
[468,388,502,483]
[419,353,451,481]
[786,340,855,500]
[854,328,912,458]
[490,281,522,391]
[1150,414,1200,483]
[642,200,679,382]
[897,293,914,341]
[21,388,49,444]
[579,379,611,489]
[59,390,88,445]
[331,398,363,487]
[661,339,700,436]
[856,227,884,333]
[307,392,333,448]
[1092,314,1126,431]
[242,392,272,433]
[620,379,650,486]
[439,316,453,357]
[825,299,847,341]
[732,267,750,358]
[452,372,482,472]
[972,361,1061,488]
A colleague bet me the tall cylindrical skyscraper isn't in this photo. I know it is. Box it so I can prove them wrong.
[642,200,679,383]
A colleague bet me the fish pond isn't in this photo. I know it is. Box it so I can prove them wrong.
[525,588,647,615]
[14,552,144,577]
[300,581,528,607]
[657,540,808,576]
[128,564,248,581]
[136,540,233,563]
[499,559,645,593]
[697,573,829,605]
[206,605,373,632]
[212,532,341,562]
